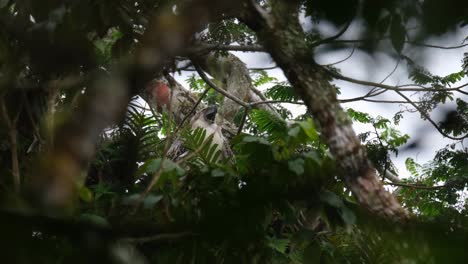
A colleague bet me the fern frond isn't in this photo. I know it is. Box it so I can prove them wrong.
[405,158,421,178]
[264,82,300,102]
[250,109,288,141]
[181,127,222,164]
[119,104,162,160]
[251,70,277,87]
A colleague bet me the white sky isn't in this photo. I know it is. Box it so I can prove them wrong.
[173,19,468,179]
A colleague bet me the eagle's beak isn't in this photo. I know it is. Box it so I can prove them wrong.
[205,105,218,122]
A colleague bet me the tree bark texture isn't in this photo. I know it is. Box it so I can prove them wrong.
[240,1,408,220]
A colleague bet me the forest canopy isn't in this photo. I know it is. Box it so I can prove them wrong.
[0,0,467,263]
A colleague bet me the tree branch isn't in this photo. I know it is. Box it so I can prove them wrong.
[385,181,449,190]
[193,64,250,108]
[313,18,353,46]
[121,231,195,244]
[323,67,468,93]
[241,0,409,220]
[191,43,265,53]
[321,46,356,66]
[394,90,468,140]
[332,38,468,50]
[0,98,21,193]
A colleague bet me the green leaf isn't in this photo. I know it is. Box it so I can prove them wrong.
[211,168,225,177]
[251,69,277,86]
[79,214,110,228]
[267,238,289,254]
[264,82,300,102]
[181,127,224,164]
[320,190,343,208]
[0,0,9,8]
[288,158,305,175]
[303,242,321,264]
[143,195,163,209]
[243,135,270,145]
[339,206,356,225]
[374,117,390,129]
[297,119,319,141]
[347,108,372,123]
[405,158,420,177]
[250,109,288,141]
[288,126,301,137]
[78,186,93,202]
[135,158,185,179]
[122,194,141,206]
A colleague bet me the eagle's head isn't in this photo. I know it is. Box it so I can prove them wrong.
[191,105,218,126]
[203,105,218,123]
[190,105,222,146]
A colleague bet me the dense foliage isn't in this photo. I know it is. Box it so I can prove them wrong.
[0,0,467,263]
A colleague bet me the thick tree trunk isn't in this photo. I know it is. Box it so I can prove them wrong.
[241,1,408,220]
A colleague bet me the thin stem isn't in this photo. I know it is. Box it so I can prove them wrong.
[395,90,467,140]
[323,66,468,93]
[0,98,21,193]
[313,19,353,46]
[385,181,449,190]
[321,46,356,66]
[178,87,210,128]
[121,231,195,244]
[237,107,249,135]
[194,64,250,108]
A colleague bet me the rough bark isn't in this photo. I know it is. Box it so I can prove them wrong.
[240,1,408,220]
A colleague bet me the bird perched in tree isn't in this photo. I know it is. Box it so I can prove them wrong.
[190,105,224,155]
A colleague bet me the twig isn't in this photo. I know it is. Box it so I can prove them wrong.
[249,100,304,106]
[0,98,21,193]
[332,38,468,50]
[313,19,353,46]
[22,92,43,147]
[406,41,468,50]
[385,181,449,190]
[121,231,195,244]
[321,46,356,66]
[237,107,249,135]
[249,65,279,70]
[323,66,468,93]
[395,90,468,140]
[177,87,210,128]
[190,43,265,53]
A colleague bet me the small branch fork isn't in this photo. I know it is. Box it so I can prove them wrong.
[0,97,22,193]
[384,181,452,190]
[323,58,468,140]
